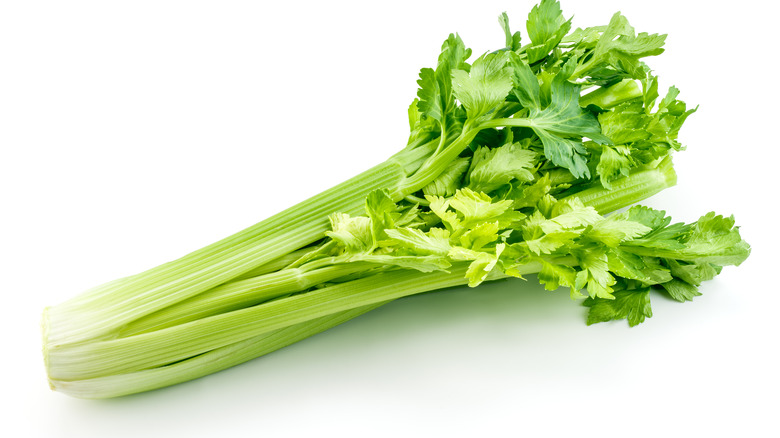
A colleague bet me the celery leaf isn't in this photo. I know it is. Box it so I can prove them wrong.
[584,289,653,327]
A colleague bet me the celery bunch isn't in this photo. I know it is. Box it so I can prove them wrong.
[42,0,749,398]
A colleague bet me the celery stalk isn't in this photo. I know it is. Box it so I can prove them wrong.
[48,303,386,399]
[46,261,544,382]
[43,142,436,346]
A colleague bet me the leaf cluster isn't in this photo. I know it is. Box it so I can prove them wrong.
[406,0,692,194]
[311,179,749,326]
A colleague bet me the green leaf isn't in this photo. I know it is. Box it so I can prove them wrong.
[508,52,541,109]
[535,130,591,179]
[498,12,522,51]
[365,189,399,243]
[585,217,651,247]
[542,198,603,233]
[437,33,472,72]
[661,279,701,302]
[416,67,446,123]
[395,204,423,228]
[423,157,470,197]
[575,12,666,80]
[447,245,482,261]
[618,205,669,230]
[678,212,751,266]
[642,74,660,114]
[595,144,635,190]
[416,34,472,124]
[531,60,609,140]
[451,52,513,120]
[465,253,501,287]
[574,246,616,299]
[507,54,612,179]
[525,0,572,63]
[523,230,578,256]
[511,173,552,209]
[535,193,558,217]
[623,212,751,266]
[447,188,514,226]
[518,198,601,259]
[325,213,374,253]
[592,79,696,170]
[408,98,423,131]
[384,227,452,256]
[584,288,653,327]
[450,243,505,287]
[467,143,536,194]
[607,248,672,285]
[646,86,697,151]
[666,259,719,287]
[523,59,610,178]
[426,194,462,232]
[459,221,500,251]
[618,206,689,251]
[537,259,579,297]
[596,102,652,145]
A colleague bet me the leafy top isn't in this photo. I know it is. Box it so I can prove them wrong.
[309,184,749,326]
[405,0,689,196]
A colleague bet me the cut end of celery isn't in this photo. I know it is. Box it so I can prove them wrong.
[41,307,55,390]
[41,307,50,367]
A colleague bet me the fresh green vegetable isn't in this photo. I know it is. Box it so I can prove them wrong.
[42,0,748,399]
[47,191,748,398]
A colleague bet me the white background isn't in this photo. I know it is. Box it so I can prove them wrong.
[2,0,778,436]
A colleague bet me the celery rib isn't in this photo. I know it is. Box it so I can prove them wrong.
[570,156,677,214]
[46,262,544,381]
[44,160,409,345]
[49,303,387,399]
[118,262,378,337]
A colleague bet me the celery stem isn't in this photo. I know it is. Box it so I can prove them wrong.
[47,261,550,381]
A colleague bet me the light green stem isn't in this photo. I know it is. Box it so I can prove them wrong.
[579,79,643,109]
[567,155,676,214]
[46,261,547,381]
[477,118,536,130]
[49,302,387,399]
[391,128,478,198]
[231,247,314,280]
[117,262,378,337]
[44,142,439,346]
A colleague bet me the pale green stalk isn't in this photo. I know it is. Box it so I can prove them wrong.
[46,260,552,382]
[568,156,677,214]
[43,138,438,346]
[579,79,644,109]
[118,262,378,336]
[231,247,313,280]
[49,302,387,399]
[43,120,502,348]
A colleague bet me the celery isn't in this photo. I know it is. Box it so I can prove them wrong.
[42,0,749,399]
